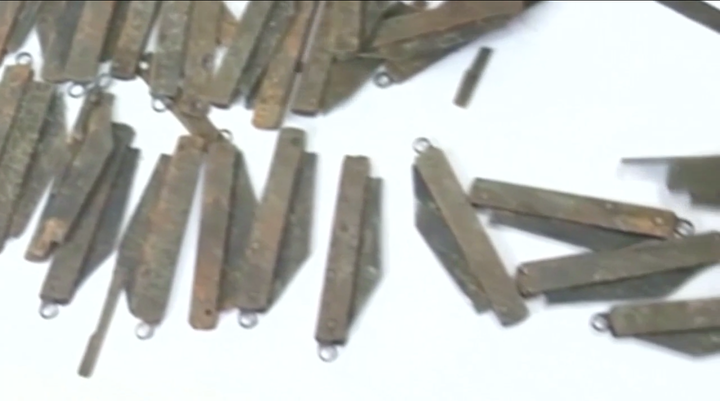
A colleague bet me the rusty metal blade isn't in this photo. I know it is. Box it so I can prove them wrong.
[37,1,65,54]
[0,2,23,58]
[329,1,364,59]
[516,232,720,297]
[469,178,682,238]
[0,63,34,160]
[63,1,116,83]
[252,1,320,129]
[41,1,85,82]
[128,136,203,327]
[217,1,237,46]
[149,1,192,98]
[110,1,158,80]
[605,297,720,337]
[454,46,492,108]
[6,1,42,53]
[99,0,131,62]
[415,142,527,326]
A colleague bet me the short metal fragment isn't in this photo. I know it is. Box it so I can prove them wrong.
[10,92,67,238]
[292,1,334,116]
[149,1,192,98]
[78,154,169,378]
[594,296,720,357]
[42,1,85,82]
[190,140,256,330]
[39,124,134,315]
[64,1,117,84]
[315,156,382,362]
[517,232,720,303]
[6,1,43,53]
[657,1,720,36]
[236,1,297,108]
[205,1,276,107]
[234,128,316,326]
[413,138,528,326]
[468,178,689,239]
[454,46,493,108]
[128,136,204,334]
[253,1,319,130]
[110,1,159,80]
[26,93,115,261]
[370,2,523,60]
[329,1,364,60]
[0,2,23,58]
[99,1,131,62]
[178,0,222,117]
[0,82,54,250]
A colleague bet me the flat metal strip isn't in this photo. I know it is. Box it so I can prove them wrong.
[6,1,42,53]
[110,1,158,80]
[0,63,34,160]
[41,1,85,82]
[9,92,67,238]
[204,1,276,107]
[99,1,131,62]
[415,142,527,326]
[516,232,720,296]
[235,128,306,312]
[149,1,192,98]
[351,177,382,322]
[40,125,133,307]
[78,154,169,378]
[0,82,54,249]
[37,1,65,54]
[64,1,116,83]
[129,136,204,326]
[71,87,104,140]
[27,93,114,260]
[292,1,334,116]
[177,0,222,117]
[605,297,720,337]
[469,178,680,238]
[0,1,23,57]
[657,1,720,35]
[316,156,370,345]
[329,1,364,59]
[218,1,236,46]
[190,140,236,330]
[236,1,297,108]
[453,46,493,108]
[252,1,319,129]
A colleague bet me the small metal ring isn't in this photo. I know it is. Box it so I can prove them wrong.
[590,313,610,332]
[151,97,169,113]
[412,137,432,154]
[238,311,258,329]
[674,218,695,238]
[135,322,155,340]
[94,73,112,90]
[373,72,394,88]
[15,52,33,66]
[39,303,59,320]
[219,129,233,142]
[318,344,339,363]
[138,58,150,72]
[67,82,87,99]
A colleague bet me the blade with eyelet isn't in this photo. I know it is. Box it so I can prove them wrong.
[149,1,192,98]
[109,1,159,80]
[63,1,116,84]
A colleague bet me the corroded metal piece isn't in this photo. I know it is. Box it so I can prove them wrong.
[26,93,114,261]
[292,1,334,116]
[329,1,364,59]
[10,92,67,238]
[594,296,720,357]
[234,128,316,327]
[190,140,257,330]
[370,2,522,60]
[42,1,84,82]
[79,154,168,378]
[488,211,651,251]
[71,85,106,140]
[37,1,65,54]
[128,136,204,335]
[517,232,720,303]
[468,178,688,239]
[110,1,158,80]
[0,2,22,58]
[6,1,42,53]
[252,1,319,129]
[39,124,135,317]
[0,82,54,250]
[218,1,237,46]
[237,1,296,108]
[315,156,382,362]
[149,1,191,98]
[99,1,131,62]
[413,138,528,326]
[64,1,116,83]
[657,1,720,35]
[0,62,34,160]
[205,1,276,107]
[454,46,493,108]
[178,0,222,117]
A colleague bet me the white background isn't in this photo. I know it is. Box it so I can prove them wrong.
[1,1,719,400]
